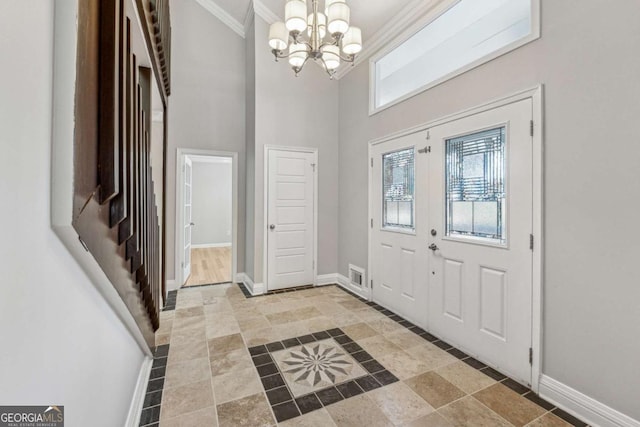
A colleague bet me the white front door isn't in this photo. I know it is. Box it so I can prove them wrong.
[182,156,193,283]
[267,149,316,290]
[370,133,429,328]
[427,99,533,385]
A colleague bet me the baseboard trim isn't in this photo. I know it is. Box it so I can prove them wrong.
[191,243,232,249]
[539,375,640,427]
[317,273,339,286]
[165,279,178,292]
[126,356,153,427]
[336,273,371,300]
[239,273,265,296]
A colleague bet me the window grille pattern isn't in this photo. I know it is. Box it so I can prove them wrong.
[383,148,415,230]
[446,127,506,243]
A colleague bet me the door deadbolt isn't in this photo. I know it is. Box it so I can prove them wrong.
[269,224,276,230]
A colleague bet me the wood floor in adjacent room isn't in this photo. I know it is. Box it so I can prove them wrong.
[184,247,231,287]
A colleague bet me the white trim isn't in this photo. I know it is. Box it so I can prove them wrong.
[152,110,163,123]
[191,243,232,249]
[125,356,153,427]
[263,145,319,292]
[367,0,541,114]
[239,273,266,295]
[539,375,640,427]
[336,274,371,300]
[368,85,544,392]
[175,149,239,289]
[193,0,246,38]
[316,274,339,286]
[50,0,152,357]
[253,0,280,25]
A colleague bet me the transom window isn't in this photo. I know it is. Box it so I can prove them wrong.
[445,127,506,244]
[371,0,539,113]
[383,148,415,230]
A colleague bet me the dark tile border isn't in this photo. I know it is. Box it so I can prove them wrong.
[162,290,177,311]
[139,344,169,426]
[249,328,398,422]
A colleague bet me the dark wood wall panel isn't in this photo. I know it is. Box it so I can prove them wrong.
[73,0,171,345]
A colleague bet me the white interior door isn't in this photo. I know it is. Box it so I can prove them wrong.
[182,156,193,283]
[370,133,429,328]
[267,149,316,290]
[427,99,533,385]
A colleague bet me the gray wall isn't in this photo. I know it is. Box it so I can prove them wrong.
[0,2,145,425]
[338,0,640,420]
[191,160,233,245]
[245,17,256,280]
[247,16,340,283]
[167,0,246,280]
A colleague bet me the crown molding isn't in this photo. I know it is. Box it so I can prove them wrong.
[244,0,255,34]
[193,0,246,38]
[334,0,447,80]
[253,0,280,25]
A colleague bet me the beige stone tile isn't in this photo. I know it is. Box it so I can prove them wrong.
[242,327,281,347]
[367,318,406,334]
[160,310,176,321]
[237,315,270,332]
[435,361,496,394]
[161,379,214,420]
[167,339,208,366]
[368,381,435,425]
[174,306,204,319]
[216,393,275,427]
[384,329,426,350]
[406,344,458,371]
[204,312,237,325]
[473,383,546,427]
[156,318,173,336]
[357,335,404,359]
[208,333,245,356]
[156,333,171,346]
[172,315,206,333]
[266,306,323,325]
[332,312,363,327]
[278,408,337,427]
[160,406,218,427]
[354,308,388,322]
[212,367,262,404]
[338,299,370,310]
[438,396,511,427]
[202,296,233,312]
[326,394,394,427]
[304,315,338,332]
[205,320,241,339]
[377,350,432,380]
[170,327,206,347]
[272,322,311,340]
[526,413,573,427]
[210,348,253,376]
[404,412,454,427]
[405,372,466,409]
[342,322,379,340]
[164,357,211,389]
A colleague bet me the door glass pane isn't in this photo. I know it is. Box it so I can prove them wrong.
[446,127,506,244]
[383,148,415,230]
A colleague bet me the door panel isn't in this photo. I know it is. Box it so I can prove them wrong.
[371,133,429,328]
[427,99,533,385]
[267,149,316,290]
[182,156,192,283]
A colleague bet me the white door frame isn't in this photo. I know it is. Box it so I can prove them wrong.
[368,85,544,392]
[263,145,319,291]
[175,148,239,287]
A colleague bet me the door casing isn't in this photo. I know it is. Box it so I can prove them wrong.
[175,148,239,289]
[368,85,544,392]
[263,145,318,291]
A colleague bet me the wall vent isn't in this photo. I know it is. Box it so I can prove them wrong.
[349,264,366,288]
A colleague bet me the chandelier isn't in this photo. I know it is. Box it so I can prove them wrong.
[268,0,363,78]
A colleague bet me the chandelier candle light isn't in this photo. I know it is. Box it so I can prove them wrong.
[268,0,363,77]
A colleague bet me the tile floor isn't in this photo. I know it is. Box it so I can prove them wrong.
[147,283,587,427]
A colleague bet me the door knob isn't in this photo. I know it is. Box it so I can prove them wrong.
[269,224,276,230]
[428,243,438,251]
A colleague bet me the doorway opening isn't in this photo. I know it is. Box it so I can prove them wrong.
[176,149,238,288]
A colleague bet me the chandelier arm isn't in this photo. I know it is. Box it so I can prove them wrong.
[319,57,336,79]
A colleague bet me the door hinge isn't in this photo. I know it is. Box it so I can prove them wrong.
[529,347,533,365]
[371,158,373,167]
[370,279,373,288]
[181,261,184,268]
[313,260,315,270]
[529,234,534,250]
[530,120,534,137]
[371,218,373,228]
[418,146,431,154]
